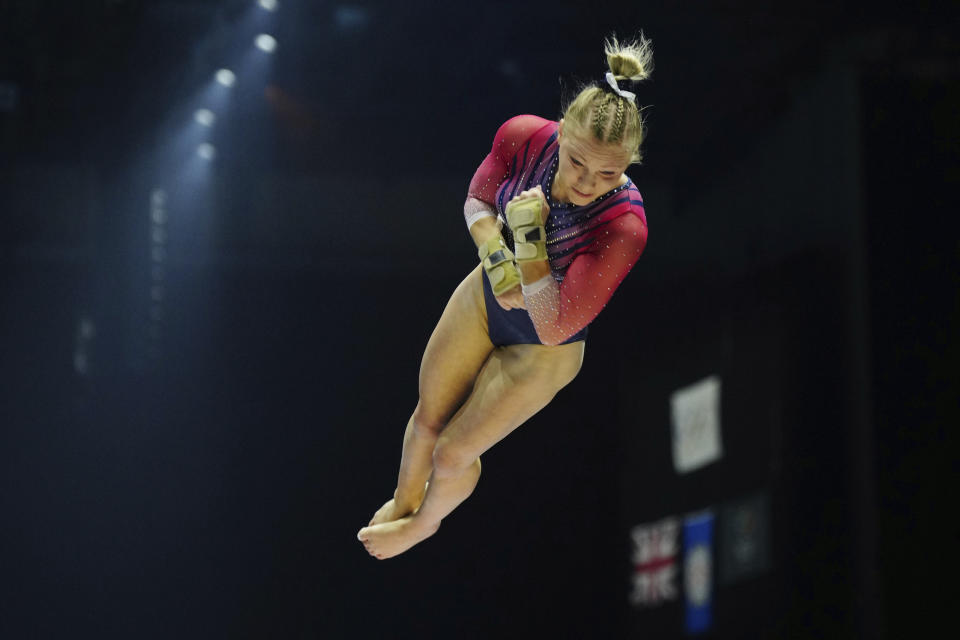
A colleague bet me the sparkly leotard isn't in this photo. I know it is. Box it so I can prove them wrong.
[465,114,648,346]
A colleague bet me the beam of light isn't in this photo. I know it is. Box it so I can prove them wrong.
[255,34,277,53]
[151,188,167,209]
[216,69,236,87]
[195,77,234,123]
[73,315,96,376]
[197,143,217,161]
[194,108,216,127]
[160,109,219,164]
[259,0,279,11]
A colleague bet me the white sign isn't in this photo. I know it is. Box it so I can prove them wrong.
[670,375,723,473]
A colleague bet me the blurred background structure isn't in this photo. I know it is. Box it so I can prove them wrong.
[1,1,958,637]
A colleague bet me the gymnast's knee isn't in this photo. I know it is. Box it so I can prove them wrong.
[411,401,447,438]
[431,440,480,479]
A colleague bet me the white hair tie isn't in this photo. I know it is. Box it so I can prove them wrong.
[605,72,636,103]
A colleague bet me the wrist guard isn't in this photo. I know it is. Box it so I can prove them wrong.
[478,234,521,296]
[505,197,548,262]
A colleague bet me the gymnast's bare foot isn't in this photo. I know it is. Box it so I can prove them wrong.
[367,483,428,526]
[367,498,413,527]
[357,516,440,560]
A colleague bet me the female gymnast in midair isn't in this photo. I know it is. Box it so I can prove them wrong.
[358,34,653,559]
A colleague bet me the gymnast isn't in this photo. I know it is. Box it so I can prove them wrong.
[359,34,653,559]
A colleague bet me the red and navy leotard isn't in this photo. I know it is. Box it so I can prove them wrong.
[465,115,649,345]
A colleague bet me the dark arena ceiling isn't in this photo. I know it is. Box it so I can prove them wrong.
[0,0,954,187]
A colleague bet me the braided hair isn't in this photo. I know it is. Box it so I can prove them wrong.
[563,34,654,164]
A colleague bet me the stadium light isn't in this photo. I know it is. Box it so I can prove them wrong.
[255,34,277,53]
[197,143,216,161]
[194,108,216,126]
[215,69,236,87]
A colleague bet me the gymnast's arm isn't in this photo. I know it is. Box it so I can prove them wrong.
[462,115,551,309]
[462,113,554,245]
[465,199,525,310]
[464,197,501,247]
[520,213,648,345]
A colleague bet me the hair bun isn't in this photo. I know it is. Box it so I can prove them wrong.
[608,54,643,79]
[604,34,654,83]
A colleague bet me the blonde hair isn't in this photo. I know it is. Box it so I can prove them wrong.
[563,33,654,164]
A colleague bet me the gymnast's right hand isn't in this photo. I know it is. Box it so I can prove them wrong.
[495,284,525,311]
[478,233,523,305]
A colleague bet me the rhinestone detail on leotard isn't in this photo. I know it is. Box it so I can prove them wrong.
[466,114,648,344]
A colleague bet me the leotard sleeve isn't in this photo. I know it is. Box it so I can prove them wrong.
[522,210,648,345]
[463,115,554,228]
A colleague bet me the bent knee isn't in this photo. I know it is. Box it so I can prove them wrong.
[432,440,480,478]
[411,401,448,438]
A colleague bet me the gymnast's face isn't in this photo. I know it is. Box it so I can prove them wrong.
[555,119,632,206]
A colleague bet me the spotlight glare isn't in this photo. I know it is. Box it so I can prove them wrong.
[255,34,277,53]
[215,69,236,87]
[258,0,279,11]
[194,108,216,126]
[197,143,216,161]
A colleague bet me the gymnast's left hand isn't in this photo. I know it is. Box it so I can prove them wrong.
[507,186,550,226]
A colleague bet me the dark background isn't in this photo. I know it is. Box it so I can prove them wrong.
[1,1,957,637]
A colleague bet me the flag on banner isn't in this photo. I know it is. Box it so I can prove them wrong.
[629,517,680,607]
[719,491,772,586]
[670,376,723,474]
[683,511,715,635]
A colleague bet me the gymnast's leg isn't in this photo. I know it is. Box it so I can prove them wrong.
[365,264,495,530]
[359,338,584,559]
